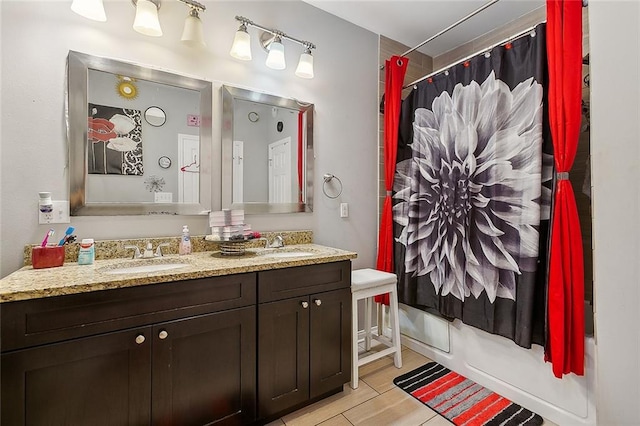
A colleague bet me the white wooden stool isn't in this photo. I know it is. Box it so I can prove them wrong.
[351,268,402,389]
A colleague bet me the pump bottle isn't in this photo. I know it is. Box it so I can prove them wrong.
[179,225,192,255]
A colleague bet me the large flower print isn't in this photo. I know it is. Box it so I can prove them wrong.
[88,117,117,142]
[393,71,548,303]
[88,111,139,174]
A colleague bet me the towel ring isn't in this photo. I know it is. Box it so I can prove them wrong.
[322,173,343,199]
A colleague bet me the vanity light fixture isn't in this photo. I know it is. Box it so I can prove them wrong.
[265,35,286,70]
[179,0,206,47]
[72,0,206,44]
[132,0,162,37]
[230,16,316,79]
[295,47,314,79]
[230,23,252,60]
[70,0,106,22]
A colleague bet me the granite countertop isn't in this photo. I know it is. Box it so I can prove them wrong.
[0,244,357,303]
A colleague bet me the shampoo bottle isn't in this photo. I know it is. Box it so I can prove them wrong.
[179,225,192,255]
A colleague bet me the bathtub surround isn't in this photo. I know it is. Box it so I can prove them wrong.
[373,3,638,426]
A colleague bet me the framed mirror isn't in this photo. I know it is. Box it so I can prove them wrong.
[67,51,212,216]
[221,85,314,214]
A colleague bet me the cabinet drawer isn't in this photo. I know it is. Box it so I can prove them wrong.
[258,261,350,303]
[1,273,256,352]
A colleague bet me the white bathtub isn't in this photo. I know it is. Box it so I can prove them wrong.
[398,304,596,425]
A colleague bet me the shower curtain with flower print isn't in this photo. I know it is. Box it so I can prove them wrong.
[393,24,552,348]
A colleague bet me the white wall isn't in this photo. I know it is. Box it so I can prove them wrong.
[0,1,380,277]
[589,1,640,424]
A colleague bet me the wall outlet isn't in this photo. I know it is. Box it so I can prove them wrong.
[39,201,70,224]
[340,203,349,218]
[154,192,173,203]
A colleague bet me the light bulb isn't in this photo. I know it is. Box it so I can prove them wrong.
[265,37,286,70]
[230,25,252,61]
[295,49,314,79]
[133,0,162,37]
[181,9,205,47]
[71,0,106,22]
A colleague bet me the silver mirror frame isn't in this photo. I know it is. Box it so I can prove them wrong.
[221,85,314,214]
[67,51,212,216]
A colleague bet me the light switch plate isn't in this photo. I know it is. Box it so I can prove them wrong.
[340,203,349,218]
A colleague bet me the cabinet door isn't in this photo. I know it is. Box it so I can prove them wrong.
[152,306,256,426]
[258,297,310,418]
[1,328,151,426]
[309,288,352,398]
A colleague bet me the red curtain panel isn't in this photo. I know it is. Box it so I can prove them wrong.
[375,56,408,305]
[545,0,585,378]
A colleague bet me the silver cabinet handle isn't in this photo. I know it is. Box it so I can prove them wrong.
[301,301,309,309]
[314,299,322,306]
[135,334,145,345]
[158,330,168,340]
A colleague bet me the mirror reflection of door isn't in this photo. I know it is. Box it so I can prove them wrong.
[178,134,199,203]
[268,137,292,203]
[232,141,244,203]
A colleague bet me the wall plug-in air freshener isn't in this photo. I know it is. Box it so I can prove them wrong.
[38,192,53,223]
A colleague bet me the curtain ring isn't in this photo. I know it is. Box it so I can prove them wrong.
[396,58,404,67]
[322,173,343,199]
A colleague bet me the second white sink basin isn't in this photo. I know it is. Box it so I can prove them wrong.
[102,263,189,275]
[260,251,315,258]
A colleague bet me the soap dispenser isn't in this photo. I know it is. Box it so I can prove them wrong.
[179,225,192,255]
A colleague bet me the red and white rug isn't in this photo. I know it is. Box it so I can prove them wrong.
[394,362,543,426]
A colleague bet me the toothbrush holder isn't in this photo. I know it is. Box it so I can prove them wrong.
[32,246,65,269]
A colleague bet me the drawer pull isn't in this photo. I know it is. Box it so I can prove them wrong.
[158,330,169,340]
[314,299,322,306]
[135,334,146,345]
[300,301,309,309]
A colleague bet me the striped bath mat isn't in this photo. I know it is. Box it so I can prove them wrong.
[393,362,543,426]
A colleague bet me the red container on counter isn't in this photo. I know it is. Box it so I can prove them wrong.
[32,246,65,269]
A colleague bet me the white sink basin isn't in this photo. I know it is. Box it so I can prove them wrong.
[102,263,189,275]
[260,251,315,258]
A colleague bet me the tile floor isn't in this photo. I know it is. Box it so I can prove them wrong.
[267,346,557,426]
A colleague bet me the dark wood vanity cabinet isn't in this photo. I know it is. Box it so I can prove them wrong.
[2,326,153,425]
[151,307,256,425]
[1,273,257,426]
[257,261,352,419]
[0,260,352,425]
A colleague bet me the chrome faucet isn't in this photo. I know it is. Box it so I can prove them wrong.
[124,245,142,259]
[257,235,285,249]
[268,235,285,248]
[155,243,170,257]
[124,242,171,259]
[142,243,154,259]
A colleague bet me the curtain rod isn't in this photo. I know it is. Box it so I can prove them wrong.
[380,0,500,70]
[402,22,545,90]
